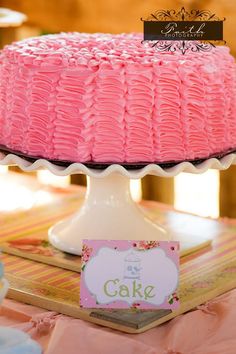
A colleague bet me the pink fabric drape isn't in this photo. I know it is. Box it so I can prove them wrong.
[0,289,236,354]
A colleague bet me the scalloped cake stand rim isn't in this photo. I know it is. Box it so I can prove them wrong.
[0,151,236,178]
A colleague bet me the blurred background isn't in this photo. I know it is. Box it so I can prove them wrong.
[0,0,236,218]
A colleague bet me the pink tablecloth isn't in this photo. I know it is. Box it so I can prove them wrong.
[0,289,236,354]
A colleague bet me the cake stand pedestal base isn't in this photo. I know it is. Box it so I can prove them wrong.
[48,173,213,256]
[49,173,169,255]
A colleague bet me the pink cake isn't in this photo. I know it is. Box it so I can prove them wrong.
[0,32,235,165]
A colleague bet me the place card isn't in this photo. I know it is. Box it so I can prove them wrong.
[80,240,179,310]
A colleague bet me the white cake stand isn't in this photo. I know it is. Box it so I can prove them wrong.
[1,151,236,256]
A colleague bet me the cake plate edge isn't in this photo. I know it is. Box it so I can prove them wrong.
[1,151,236,178]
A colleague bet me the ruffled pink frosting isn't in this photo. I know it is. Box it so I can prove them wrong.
[0,32,235,163]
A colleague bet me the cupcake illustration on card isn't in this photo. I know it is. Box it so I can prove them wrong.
[124,252,142,280]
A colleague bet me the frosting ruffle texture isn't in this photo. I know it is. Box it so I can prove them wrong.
[0,33,235,164]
